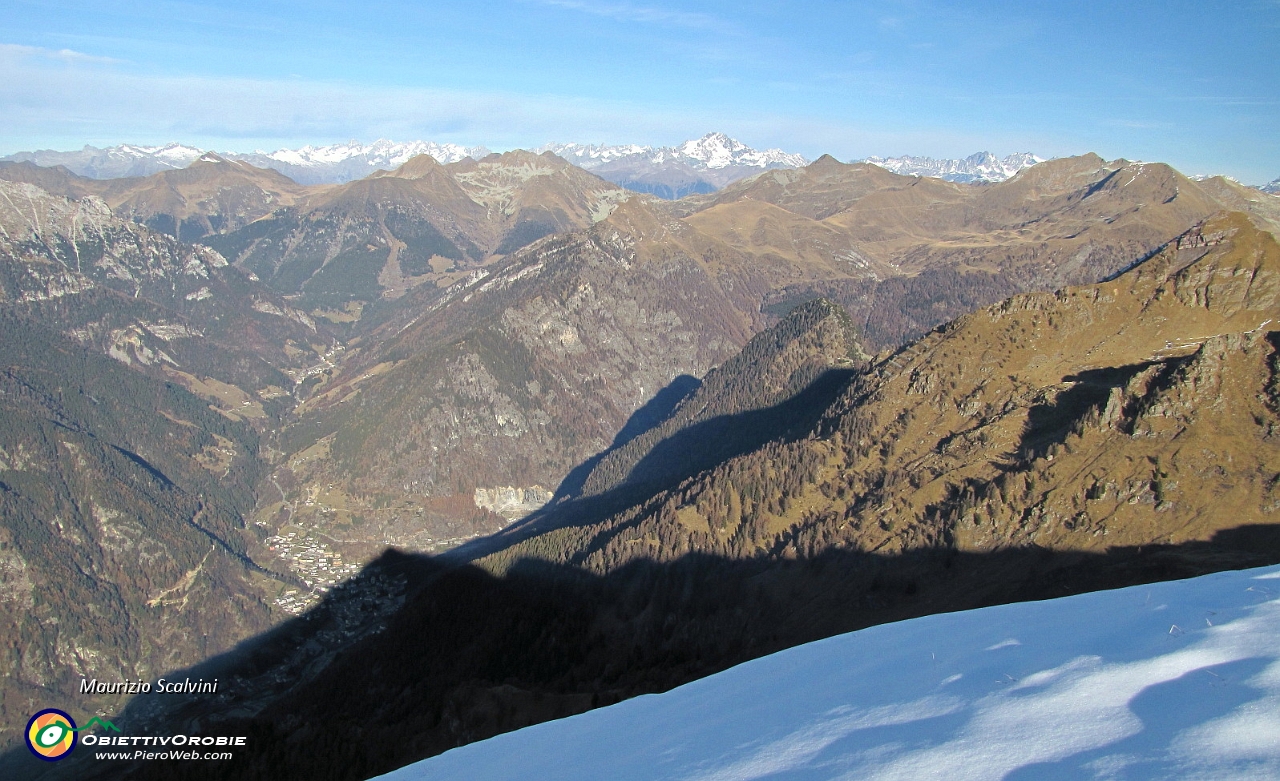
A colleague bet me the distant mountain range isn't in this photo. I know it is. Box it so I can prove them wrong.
[2,134,1062,195]
[862,151,1044,183]
[8,137,1273,200]
[0,140,491,185]
[538,132,810,198]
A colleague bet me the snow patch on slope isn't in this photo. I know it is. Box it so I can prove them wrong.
[377,565,1280,781]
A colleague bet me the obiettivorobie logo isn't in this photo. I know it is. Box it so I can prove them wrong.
[25,709,120,761]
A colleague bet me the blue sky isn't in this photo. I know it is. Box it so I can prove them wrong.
[2,0,1277,183]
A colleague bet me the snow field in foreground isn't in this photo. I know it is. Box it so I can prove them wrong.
[377,565,1280,781]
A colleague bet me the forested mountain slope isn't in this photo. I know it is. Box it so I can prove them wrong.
[0,314,283,747]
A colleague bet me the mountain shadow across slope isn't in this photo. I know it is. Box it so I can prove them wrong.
[14,211,1280,781]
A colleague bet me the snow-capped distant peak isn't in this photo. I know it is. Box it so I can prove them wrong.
[252,139,489,168]
[2,134,806,186]
[0,143,208,178]
[676,132,807,170]
[223,140,493,184]
[536,142,651,168]
[539,133,808,172]
[863,151,1045,183]
[146,143,206,165]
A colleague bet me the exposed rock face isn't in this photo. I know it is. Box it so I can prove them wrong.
[0,180,329,402]
[1,155,321,241]
[199,151,631,309]
[261,198,775,552]
[472,486,553,519]
[5,151,1280,771]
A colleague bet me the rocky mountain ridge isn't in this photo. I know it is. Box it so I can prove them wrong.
[0,154,320,243]
[130,153,1277,586]
[0,179,330,397]
[197,150,632,313]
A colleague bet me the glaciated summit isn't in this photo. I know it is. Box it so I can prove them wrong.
[863,150,1044,183]
[674,131,807,169]
[541,132,808,199]
[542,132,806,173]
[232,139,493,184]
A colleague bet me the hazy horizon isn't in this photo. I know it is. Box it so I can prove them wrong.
[3,2,1278,183]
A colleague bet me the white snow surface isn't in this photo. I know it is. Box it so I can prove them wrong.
[538,142,652,167]
[248,138,488,168]
[375,565,1280,781]
[863,152,1044,183]
[539,132,807,172]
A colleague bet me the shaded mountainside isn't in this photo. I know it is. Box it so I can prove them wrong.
[567,298,869,506]
[384,563,1280,781]
[496,212,1280,573]
[24,212,1280,781]
[4,150,1280,779]
[0,313,285,750]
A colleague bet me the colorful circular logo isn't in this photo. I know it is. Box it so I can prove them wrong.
[25,709,77,761]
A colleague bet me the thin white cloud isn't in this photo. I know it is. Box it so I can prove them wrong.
[1,41,833,154]
[534,0,733,33]
[0,43,122,65]
[1103,119,1175,130]
[0,41,1172,179]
